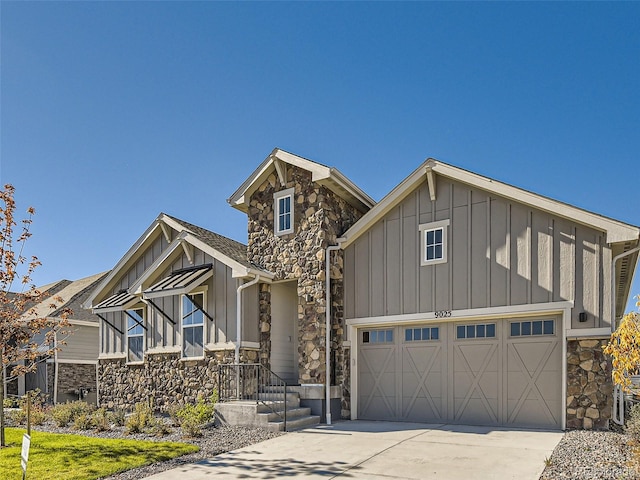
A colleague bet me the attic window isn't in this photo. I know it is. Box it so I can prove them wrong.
[274,188,294,236]
[419,219,450,266]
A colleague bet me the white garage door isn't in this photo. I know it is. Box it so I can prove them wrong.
[357,317,562,428]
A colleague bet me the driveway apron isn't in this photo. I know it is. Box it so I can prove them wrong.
[143,421,563,479]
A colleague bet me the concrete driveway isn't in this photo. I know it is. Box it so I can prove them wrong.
[143,421,563,480]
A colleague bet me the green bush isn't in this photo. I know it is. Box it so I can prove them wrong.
[176,395,216,437]
[3,397,18,409]
[626,403,640,440]
[50,401,95,427]
[91,407,111,432]
[73,413,93,430]
[125,401,154,434]
[30,405,48,425]
[108,408,126,427]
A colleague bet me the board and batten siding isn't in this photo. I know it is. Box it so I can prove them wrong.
[344,177,612,330]
[100,245,259,355]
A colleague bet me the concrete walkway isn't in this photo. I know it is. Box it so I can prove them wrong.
[144,421,564,479]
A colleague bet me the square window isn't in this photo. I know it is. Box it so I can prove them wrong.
[511,322,521,336]
[363,331,370,343]
[544,320,554,335]
[413,328,422,341]
[457,325,465,339]
[431,328,439,340]
[405,329,412,342]
[385,330,393,342]
[532,321,543,335]
[522,322,531,336]
[486,324,496,338]
[422,327,430,340]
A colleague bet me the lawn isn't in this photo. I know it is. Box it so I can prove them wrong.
[0,427,199,480]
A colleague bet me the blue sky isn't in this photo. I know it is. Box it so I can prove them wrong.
[1,2,639,310]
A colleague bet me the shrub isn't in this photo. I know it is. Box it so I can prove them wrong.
[3,397,18,409]
[50,403,74,427]
[626,403,640,440]
[30,404,48,425]
[108,408,126,427]
[50,401,95,427]
[176,395,215,437]
[125,401,154,434]
[148,417,172,437]
[73,413,93,430]
[91,407,111,432]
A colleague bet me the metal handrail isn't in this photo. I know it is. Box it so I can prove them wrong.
[218,363,288,431]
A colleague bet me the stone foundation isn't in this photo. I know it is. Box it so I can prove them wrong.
[566,338,612,430]
[98,348,259,411]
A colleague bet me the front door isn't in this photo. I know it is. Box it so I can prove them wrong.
[270,281,299,384]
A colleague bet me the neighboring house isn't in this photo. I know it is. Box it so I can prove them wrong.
[5,272,107,404]
[85,148,640,430]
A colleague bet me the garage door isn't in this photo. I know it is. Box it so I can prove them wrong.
[357,317,562,428]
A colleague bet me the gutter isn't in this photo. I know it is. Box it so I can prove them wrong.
[325,241,344,425]
[610,244,640,425]
[236,275,262,364]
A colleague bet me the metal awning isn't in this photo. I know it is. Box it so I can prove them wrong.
[143,263,213,299]
[93,290,140,313]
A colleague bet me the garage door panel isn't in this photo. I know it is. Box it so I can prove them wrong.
[357,317,561,428]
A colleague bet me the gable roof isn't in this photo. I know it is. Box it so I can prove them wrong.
[340,158,640,248]
[228,148,376,214]
[21,272,108,323]
[83,213,272,309]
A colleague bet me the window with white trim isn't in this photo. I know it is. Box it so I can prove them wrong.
[419,219,450,266]
[405,326,440,342]
[182,292,205,358]
[126,308,144,363]
[362,329,393,344]
[274,188,294,236]
[456,323,496,339]
[510,320,555,337]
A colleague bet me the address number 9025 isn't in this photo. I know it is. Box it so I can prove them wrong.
[434,310,452,318]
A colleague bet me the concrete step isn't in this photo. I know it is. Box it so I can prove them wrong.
[257,399,300,413]
[266,414,321,432]
[257,406,312,424]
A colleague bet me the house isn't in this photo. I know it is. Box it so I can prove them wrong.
[5,272,107,404]
[85,148,639,430]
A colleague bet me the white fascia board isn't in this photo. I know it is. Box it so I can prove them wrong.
[345,301,574,327]
[227,154,277,212]
[326,168,376,209]
[83,217,166,308]
[431,161,640,244]
[341,163,429,248]
[128,234,186,294]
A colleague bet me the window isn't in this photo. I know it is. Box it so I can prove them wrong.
[362,329,393,344]
[126,308,144,363]
[182,292,204,358]
[405,326,440,342]
[274,188,294,235]
[510,320,554,337]
[419,219,450,266]
[456,323,496,339]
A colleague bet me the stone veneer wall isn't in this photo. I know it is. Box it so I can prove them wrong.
[57,363,97,397]
[566,338,612,430]
[98,348,259,411]
[247,166,364,388]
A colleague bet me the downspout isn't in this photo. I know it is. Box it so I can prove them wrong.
[54,331,59,404]
[325,243,342,425]
[236,275,261,364]
[610,244,640,425]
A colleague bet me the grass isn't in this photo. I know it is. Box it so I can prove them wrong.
[0,427,199,480]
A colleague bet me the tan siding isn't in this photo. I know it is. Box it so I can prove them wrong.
[242,283,259,343]
[343,177,614,330]
[58,325,98,361]
[370,221,385,316]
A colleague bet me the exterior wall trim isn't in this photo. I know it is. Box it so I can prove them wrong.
[347,301,571,430]
[566,327,612,339]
